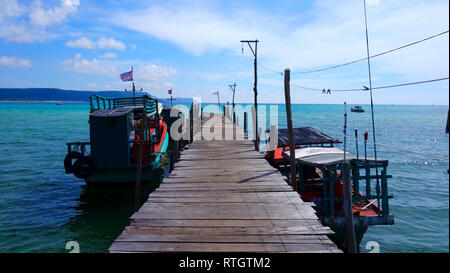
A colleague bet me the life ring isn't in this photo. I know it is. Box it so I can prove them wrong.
[64,151,82,173]
[72,156,96,179]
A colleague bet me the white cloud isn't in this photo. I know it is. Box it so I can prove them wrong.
[97,37,126,50]
[111,3,257,56]
[65,37,96,49]
[29,0,78,27]
[109,0,448,80]
[88,82,97,88]
[0,0,26,22]
[99,52,117,59]
[366,0,381,6]
[0,0,78,42]
[136,64,177,81]
[65,37,126,50]
[0,56,32,68]
[61,53,117,76]
[61,54,176,87]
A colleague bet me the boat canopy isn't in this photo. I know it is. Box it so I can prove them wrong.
[282,147,354,166]
[90,107,132,118]
[89,95,159,116]
[283,147,387,166]
[268,127,342,146]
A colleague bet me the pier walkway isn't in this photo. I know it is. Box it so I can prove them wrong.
[109,113,341,253]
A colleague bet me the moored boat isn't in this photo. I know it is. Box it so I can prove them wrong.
[264,127,341,167]
[351,106,364,112]
[64,95,169,183]
[265,127,394,250]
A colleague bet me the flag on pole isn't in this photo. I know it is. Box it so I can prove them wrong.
[168,89,172,95]
[120,70,133,81]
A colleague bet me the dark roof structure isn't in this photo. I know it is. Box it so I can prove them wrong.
[90,107,132,118]
[268,126,342,146]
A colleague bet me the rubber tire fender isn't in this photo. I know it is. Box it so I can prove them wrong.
[64,151,82,174]
[72,156,96,179]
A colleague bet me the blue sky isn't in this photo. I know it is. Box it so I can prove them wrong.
[0,0,448,104]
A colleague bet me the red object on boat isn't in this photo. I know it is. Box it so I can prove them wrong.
[130,120,167,164]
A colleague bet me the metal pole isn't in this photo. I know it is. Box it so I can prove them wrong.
[283,68,297,191]
[363,0,381,217]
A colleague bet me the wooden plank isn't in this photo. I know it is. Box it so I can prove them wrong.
[128,219,323,227]
[109,114,341,253]
[123,225,333,236]
[115,234,331,244]
[147,191,300,198]
[109,241,339,253]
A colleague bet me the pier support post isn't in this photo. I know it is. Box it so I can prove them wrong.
[283,68,297,191]
[342,162,357,253]
[135,135,143,212]
[244,112,248,138]
[446,109,449,133]
[189,103,193,143]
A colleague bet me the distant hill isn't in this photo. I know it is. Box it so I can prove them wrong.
[0,88,193,104]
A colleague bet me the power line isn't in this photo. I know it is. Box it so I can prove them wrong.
[310,125,449,161]
[290,77,449,92]
[257,62,284,75]
[291,30,449,75]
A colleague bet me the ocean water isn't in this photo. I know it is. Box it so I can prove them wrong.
[0,102,448,253]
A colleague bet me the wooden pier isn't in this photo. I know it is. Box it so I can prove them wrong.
[109,113,341,253]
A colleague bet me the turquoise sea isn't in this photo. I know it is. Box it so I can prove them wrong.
[0,102,448,253]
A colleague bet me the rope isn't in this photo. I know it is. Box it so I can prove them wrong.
[290,77,449,92]
[291,30,449,75]
[257,62,284,75]
[309,125,449,161]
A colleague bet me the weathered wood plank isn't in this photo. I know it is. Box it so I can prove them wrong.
[128,219,324,227]
[109,241,339,253]
[109,114,341,253]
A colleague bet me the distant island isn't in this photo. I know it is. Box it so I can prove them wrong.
[0,88,193,104]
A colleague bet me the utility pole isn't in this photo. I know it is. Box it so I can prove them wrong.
[240,39,259,151]
[229,83,236,123]
[212,90,221,114]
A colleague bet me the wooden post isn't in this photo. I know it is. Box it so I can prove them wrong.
[254,43,259,151]
[189,103,193,143]
[244,112,248,136]
[446,109,449,133]
[135,136,144,212]
[283,68,297,191]
[241,40,259,151]
[342,162,357,253]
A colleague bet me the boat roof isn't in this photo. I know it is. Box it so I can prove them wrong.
[90,107,132,118]
[89,95,159,116]
[267,126,342,146]
[282,147,387,166]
